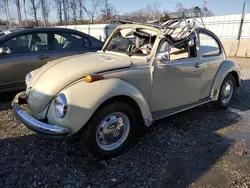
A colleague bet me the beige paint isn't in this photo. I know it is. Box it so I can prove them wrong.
[46,78,152,133]
[210,60,241,100]
[151,57,203,112]
[25,24,241,134]
[104,65,152,103]
[150,31,227,112]
[199,55,225,99]
[27,52,132,112]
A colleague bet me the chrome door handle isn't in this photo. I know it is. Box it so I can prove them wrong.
[37,55,49,60]
[194,63,203,68]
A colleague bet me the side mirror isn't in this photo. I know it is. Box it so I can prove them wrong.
[155,51,170,62]
[0,47,8,56]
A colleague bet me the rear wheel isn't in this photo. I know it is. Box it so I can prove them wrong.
[213,74,236,108]
[83,102,136,159]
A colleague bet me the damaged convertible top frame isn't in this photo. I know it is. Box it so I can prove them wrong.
[114,7,206,45]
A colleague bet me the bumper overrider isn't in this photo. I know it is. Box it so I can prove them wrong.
[12,91,70,137]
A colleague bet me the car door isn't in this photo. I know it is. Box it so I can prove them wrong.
[0,31,53,89]
[198,31,225,99]
[50,31,93,60]
[151,37,204,118]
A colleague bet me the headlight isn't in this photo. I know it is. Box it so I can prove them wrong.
[55,93,68,118]
[25,73,32,86]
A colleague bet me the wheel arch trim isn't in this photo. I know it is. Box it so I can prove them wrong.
[210,60,241,101]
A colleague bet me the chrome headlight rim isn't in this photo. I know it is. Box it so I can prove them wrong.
[25,73,32,86]
[55,93,68,118]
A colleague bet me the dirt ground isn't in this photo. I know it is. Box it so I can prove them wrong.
[0,57,250,188]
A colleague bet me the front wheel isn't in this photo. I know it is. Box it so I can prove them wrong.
[212,74,236,108]
[83,102,136,159]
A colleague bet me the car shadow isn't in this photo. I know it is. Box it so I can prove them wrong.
[0,80,249,187]
[230,79,250,112]
[0,91,20,111]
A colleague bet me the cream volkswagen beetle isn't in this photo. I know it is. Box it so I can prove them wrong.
[12,20,241,158]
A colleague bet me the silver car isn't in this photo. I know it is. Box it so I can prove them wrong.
[0,27,104,92]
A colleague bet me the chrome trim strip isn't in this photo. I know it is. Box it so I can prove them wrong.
[12,91,70,136]
[152,97,212,121]
[144,118,153,127]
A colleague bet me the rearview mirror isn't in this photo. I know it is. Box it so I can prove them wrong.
[0,47,8,56]
[155,51,170,62]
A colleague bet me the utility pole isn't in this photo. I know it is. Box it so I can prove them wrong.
[237,2,246,40]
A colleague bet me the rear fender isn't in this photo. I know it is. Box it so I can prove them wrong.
[210,60,241,101]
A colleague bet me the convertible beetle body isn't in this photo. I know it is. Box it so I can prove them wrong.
[12,22,241,158]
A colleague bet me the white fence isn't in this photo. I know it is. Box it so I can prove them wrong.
[1,14,250,42]
[59,14,250,42]
[58,14,250,57]
[202,14,250,40]
[197,14,250,57]
[57,24,119,42]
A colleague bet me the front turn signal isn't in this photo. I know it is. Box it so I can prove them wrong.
[85,74,104,83]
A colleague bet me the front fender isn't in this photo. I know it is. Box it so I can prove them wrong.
[47,78,152,134]
[211,60,241,101]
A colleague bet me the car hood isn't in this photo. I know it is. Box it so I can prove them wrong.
[28,52,131,112]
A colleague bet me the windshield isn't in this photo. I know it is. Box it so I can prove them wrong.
[105,28,157,56]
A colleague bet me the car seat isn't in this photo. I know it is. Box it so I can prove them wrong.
[54,39,62,50]
[30,34,42,51]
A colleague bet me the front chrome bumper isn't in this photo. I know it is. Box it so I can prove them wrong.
[12,91,70,137]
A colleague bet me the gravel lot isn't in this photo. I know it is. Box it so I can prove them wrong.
[0,57,250,188]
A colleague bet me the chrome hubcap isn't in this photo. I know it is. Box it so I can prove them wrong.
[221,80,233,104]
[96,112,130,151]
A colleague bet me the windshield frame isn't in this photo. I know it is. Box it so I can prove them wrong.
[103,25,160,57]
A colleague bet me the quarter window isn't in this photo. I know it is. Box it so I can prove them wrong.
[1,33,49,54]
[53,32,90,50]
[199,33,220,56]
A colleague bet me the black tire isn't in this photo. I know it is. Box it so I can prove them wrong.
[212,74,236,108]
[83,101,136,159]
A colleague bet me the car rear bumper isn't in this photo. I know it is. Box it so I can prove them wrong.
[12,91,70,137]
